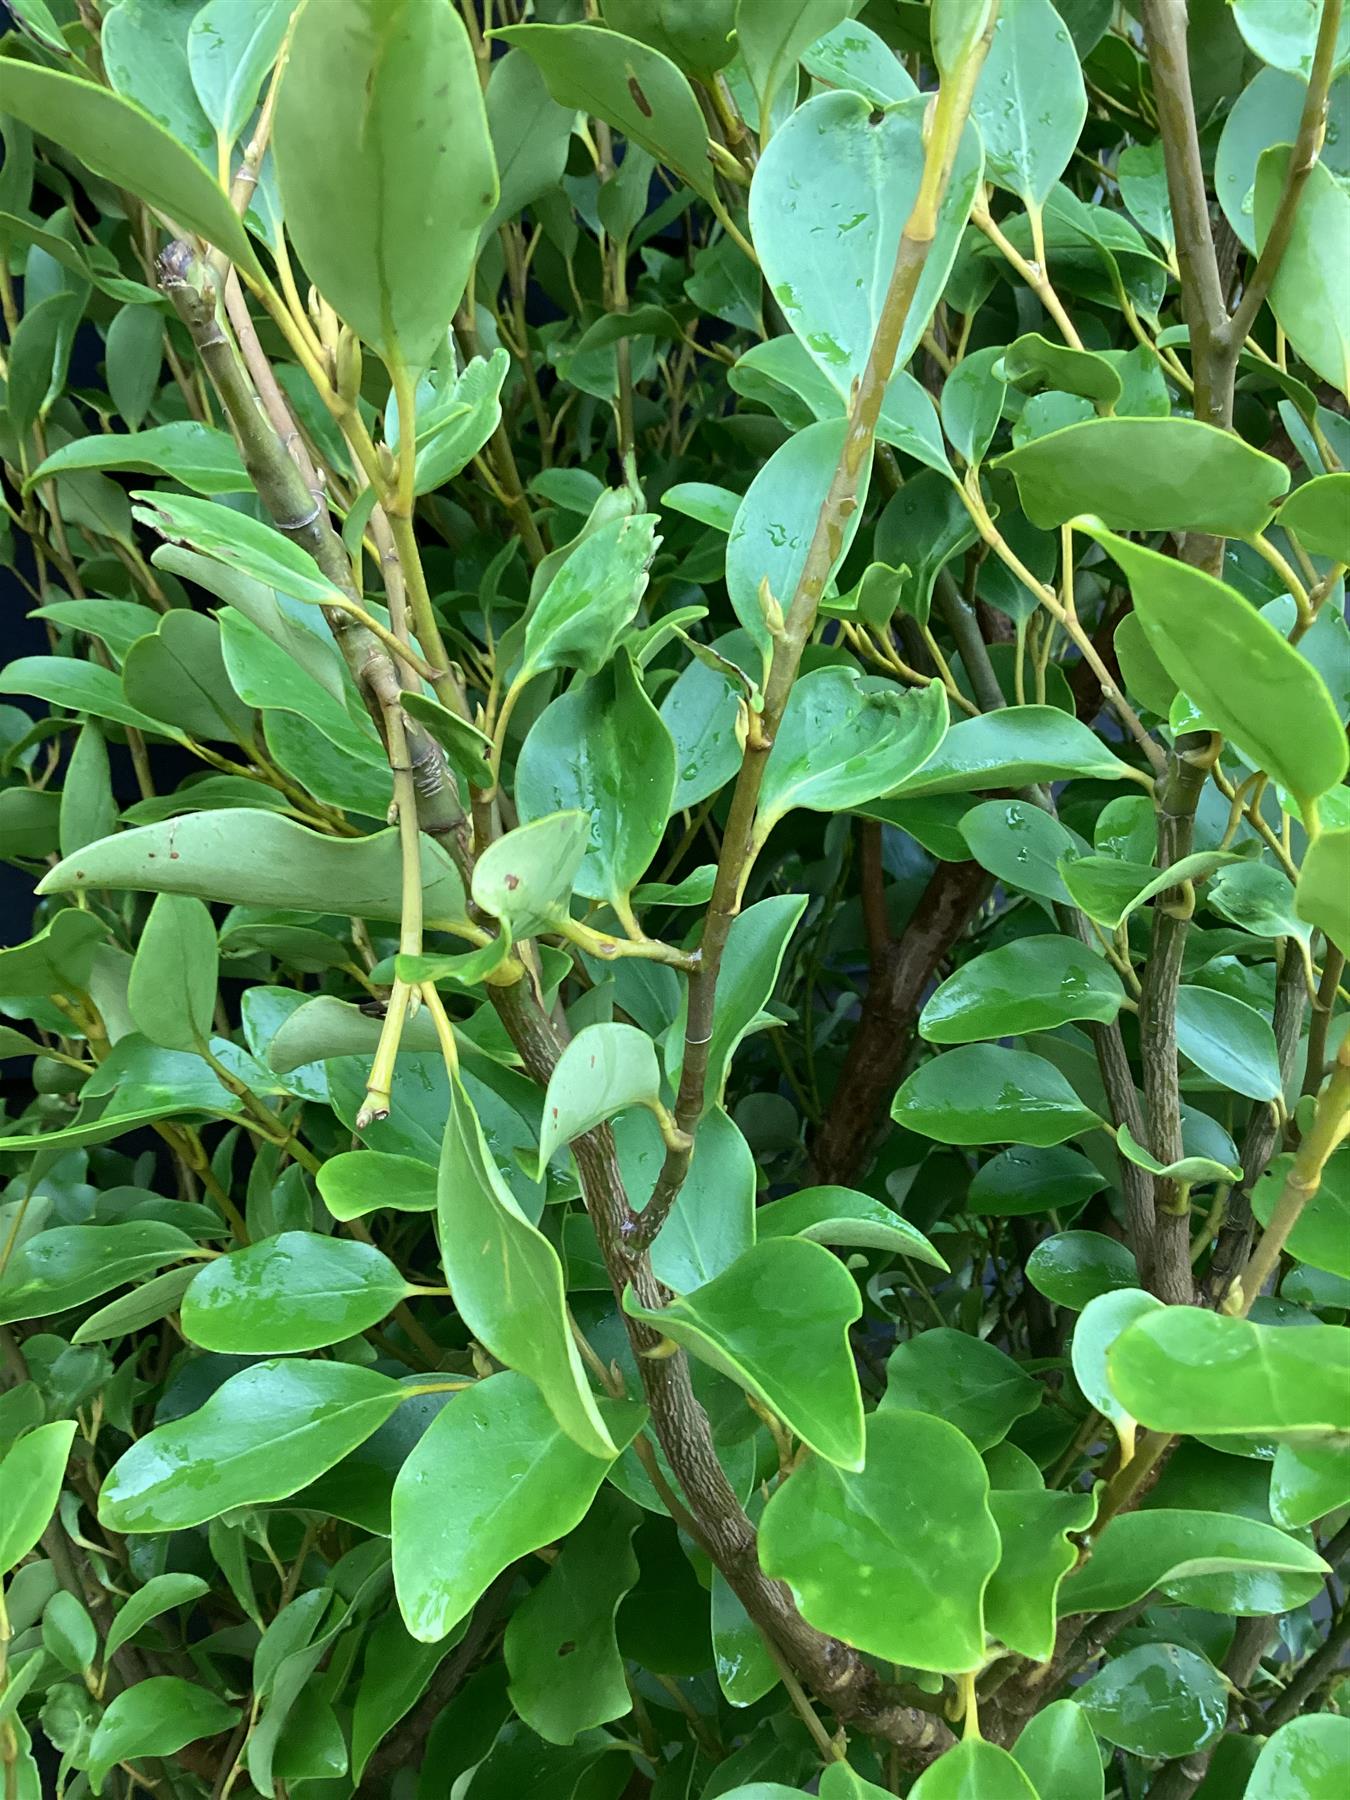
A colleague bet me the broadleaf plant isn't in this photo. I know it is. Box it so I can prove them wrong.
[0,1,1347,1796]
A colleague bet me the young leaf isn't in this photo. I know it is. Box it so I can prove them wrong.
[127,894,218,1052]
[104,1575,212,1665]
[624,1238,865,1469]
[391,1371,643,1643]
[535,1024,666,1173]
[759,1409,1001,1672]
[99,1361,404,1531]
[274,0,496,368]
[88,1679,241,1793]
[180,1233,412,1353]
[439,1071,616,1460]
[1070,1288,1163,1451]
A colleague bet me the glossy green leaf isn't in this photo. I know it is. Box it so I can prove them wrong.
[1296,827,1350,955]
[921,935,1124,1043]
[392,1371,643,1642]
[887,707,1138,798]
[0,63,260,276]
[1252,1151,1350,1278]
[0,654,180,740]
[1281,472,1350,562]
[750,91,981,398]
[1107,1309,1350,1437]
[755,1186,948,1267]
[1079,524,1348,806]
[1206,861,1312,948]
[959,798,1087,906]
[274,0,495,367]
[625,1238,864,1467]
[986,1487,1097,1660]
[317,1150,438,1220]
[536,1024,666,1173]
[998,417,1288,535]
[671,892,806,1110]
[893,1045,1103,1147]
[882,1328,1042,1450]
[969,1145,1107,1217]
[496,22,714,198]
[726,419,865,667]
[1078,1643,1227,1758]
[1060,1508,1328,1617]
[1256,149,1350,394]
[103,1574,211,1664]
[471,812,588,941]
[27,421,248,495]
[759,1409,1000,1672]
[1002,334,1121,410]
[517,654,676,906]
[1013,1701,1103,1800]
[737,0,849,132]
[1271,1437,1350,1529]
[971,0,1086,206]
[0,1222,199,1325]
[440,1071,615,1459]
[1070,1287,1163,1445]
[133,491,345,605]
[0,1422,76,1573]
[127,894,218,1053]
[1174,984,1284,1101]
[88,1679,240,1793]
[911,1740,1040,1800]
[504,1490,641,1744]
[40,811,468,930]
[519,513,660,682]
[1247,1714,1350,1800]
[623,1105,756,1292]
[181,1232,411,1353]
[758,670,946,835]
[100,1360,404,1531]
[1057,850,1239,932]
[1026,1231,1139,1310]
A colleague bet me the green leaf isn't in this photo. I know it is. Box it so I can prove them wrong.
[670,892,807,1110]
[317,1150,438,1221]
[0,654,181,740]
[971,0,1087,206]
[1257,148,1350,393]
[759,671,946,837]
[1107,1309,1350,1438]
[1174,984,1284,1101]
[801,20,918,104]
[969,1145,1107,1217]
[88,1679,241,1793]
[517,655,676,908]
[750,92,981,398]
[1078,1643,1227,1759]
[350,1611,465,1782]
[72,1266,199,1346]
[726,420,867,667]
[494,23,715,199]
[484,48,575,233]
[736,0,850,132]
[625,1238,864,1468]
[26,422,249,496]
[1059,1509,1328,1617]
[893,1045,1103,1147]
[121,610,255,745]
[920,935,1124,1043]
[1206,861,1312,948]
[1232,0,1350,74]
[1253,1151,1350,1278]
[181,1232,412,1353]
[911,1740,1040,1800]
[755,1186,948,1268]
[100,1360,403,1531]
[1057,849,1238,932]
[1270,1438,1350,1530]
[39,810,468,930]
[985,1487,1097,1660]
[1002,333,1122,410]
[959,798,1087,906]
[188,0,292,146]
[471,812,589,940]
[0,1222,198,1325]
[1070,1288,1163,1445]
[439,1071,616,1459]
[887,706,1138,797]
[759,1409,1000,1671]
[391,1371,644,1642]
[536,1024,666,1174]
[219,609,385,768]
[0,1422,76,1572]
[133,491,345,605]
[274,0,495,367]
[881,1328,1042,1450]
[1078,524,1348,807]
[401,692,495,791]
[127,894,218,1052]
[623,1105,756,1292]
[1281,472,1350,562]
[504,1490,641,1744]
[1296,827,1350,955]
[997,417,1289,535]
[104,1574,211,1664]
[1247,1715,1350,1800]
[1013,1701,1103,1800]
[0,64,260,276]
[519,513,660,681]
[1026,1231,1139,1310]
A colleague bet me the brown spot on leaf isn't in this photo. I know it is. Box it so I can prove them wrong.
[627,75,653,118]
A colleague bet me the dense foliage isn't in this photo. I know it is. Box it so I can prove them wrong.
[0,0,1347,1796]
